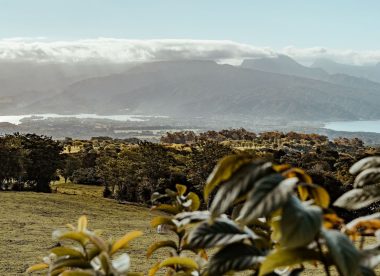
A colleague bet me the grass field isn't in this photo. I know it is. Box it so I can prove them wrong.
[0,184,165,275]
[0,183,377,275]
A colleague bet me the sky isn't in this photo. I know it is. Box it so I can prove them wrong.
[1,0,380,64]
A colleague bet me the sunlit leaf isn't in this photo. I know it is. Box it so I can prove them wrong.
[78,216,88,232]
[173,211,211,228]
[210,162,273,217]
[354,168,380,188]
[346,213,380,236]
[148,262,160,276]
[112,253,130,273]
[111,231,143,254]
[159,257,199,270]
[26,263,49,273]
[280,196,322,249]
[282,168,312,184]
[187,218,257,249]
[238,176,298,224]
[333,184,380,210]
[321,229,361,276]
[150,216,175,228]
[350,156,380,175]
[207,243,264,276]
[186,192,201,211]
[176,184,187,196]
[259,248,320,276]
[204,154,254,201]
[51,247,84,258]
[56,231,89,245]
[311,185,330,208]
[50,257,91,272]
[147,240,178,258]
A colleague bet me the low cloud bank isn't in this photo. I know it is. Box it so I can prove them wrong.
[0,38,379,65]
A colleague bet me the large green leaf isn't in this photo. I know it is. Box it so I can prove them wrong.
[204,154,254,200]
[259,248,320,276]
[210,162,273,217]
[280,196,322,249]
[354,168,380,188]
[350,156,380,175]
[187,218,258,249]
[238,175,298,224]
[321,229,361,276]
[173,211,211,228]
[333,184,380,210]
[207,242,264,276]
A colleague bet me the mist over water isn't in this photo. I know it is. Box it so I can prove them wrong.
[324,120,380,133]
[0,114,169,125]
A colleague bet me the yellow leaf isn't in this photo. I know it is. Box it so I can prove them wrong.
[159,257,199,270]
[111,231,143,254]
[78,216,88,232]
[148,262,161,276]
[283,168,312,184]
[259,248,320,276]
[176,184,187,196]
[273,164,291,172]
[147,240,178,258]
[58,232,89,245]
[297,185,309,201]
[204,154,253,201]
[26,263,49,273]
[150,216,175,228]
[187,192,201,211]
[51,247,84,258]
[311,186,330,208]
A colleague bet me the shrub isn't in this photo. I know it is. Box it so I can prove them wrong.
[148,155,380,275]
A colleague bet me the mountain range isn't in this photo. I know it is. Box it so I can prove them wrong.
[2,56,380,122]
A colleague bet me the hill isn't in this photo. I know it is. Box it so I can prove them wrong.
[25,60,380,122]
[311,58,380,83]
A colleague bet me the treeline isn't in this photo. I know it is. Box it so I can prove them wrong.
[2,130,380,219]
[63,139,233,202]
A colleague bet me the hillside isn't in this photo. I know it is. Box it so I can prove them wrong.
[25,60,380,121]
[0,188,161,275]
[312,58,380,83]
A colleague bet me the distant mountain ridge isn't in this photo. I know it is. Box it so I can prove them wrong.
[311,59,380,83]
[23,59,380,122]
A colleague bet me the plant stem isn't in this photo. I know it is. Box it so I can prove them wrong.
[316,237,331,276]
[359,235,365,250]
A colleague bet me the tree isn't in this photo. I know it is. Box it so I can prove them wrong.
[0,135,25,190]
[20,134,63,192]
[61,154,81,183]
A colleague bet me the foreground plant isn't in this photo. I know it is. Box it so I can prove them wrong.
[148,184,207,275]
[27,216,143,276]
[149,155,380,275]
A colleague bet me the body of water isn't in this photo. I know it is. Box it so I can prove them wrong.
[0,114,168,125]
[324,120,380,133]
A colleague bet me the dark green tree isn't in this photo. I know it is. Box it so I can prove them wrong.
[20,134,64,192]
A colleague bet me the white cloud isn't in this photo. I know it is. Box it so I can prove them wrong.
[0,38,379,65]
[282,46,380,65]
[0,38,275,64]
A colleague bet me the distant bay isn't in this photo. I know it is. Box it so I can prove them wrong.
[0,114,168,125]
[324,120,380,133]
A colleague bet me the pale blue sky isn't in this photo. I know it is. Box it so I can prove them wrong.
[1,0,379,50]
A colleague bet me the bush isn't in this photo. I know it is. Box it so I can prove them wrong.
[71,168,103,185]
